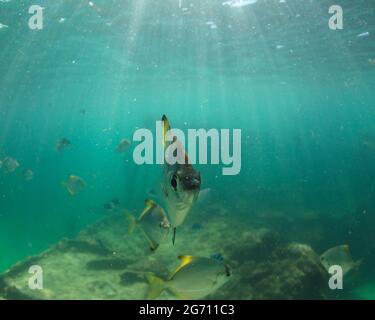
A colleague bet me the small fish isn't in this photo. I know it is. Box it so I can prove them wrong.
[0,159,2,169]
[104,198,120,213]
[320,245,362,275]
[115,139,131,153]
[23,169,34,181]
[145,255,232,300]
[56,138,71,153]
[127,199,171,252]
[62,175,87,196]
[368,59,375,65]
[79,108,86,115]
[1,156,19,173]
[160,115,201,244]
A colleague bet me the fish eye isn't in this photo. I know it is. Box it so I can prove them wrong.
[171,175,178,190]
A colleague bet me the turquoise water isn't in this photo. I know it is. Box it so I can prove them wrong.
[0,0,374,299]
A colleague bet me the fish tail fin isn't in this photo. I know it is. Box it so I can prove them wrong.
[126,212,138,234]
[145,273,165,300]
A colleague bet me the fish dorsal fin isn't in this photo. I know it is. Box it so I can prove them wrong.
[139,199,156,220]
[342,244,353,260]
[343,244,350,254]
[162,115,171,147]
[169,255,196,279]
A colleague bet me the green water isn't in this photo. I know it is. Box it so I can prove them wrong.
[0,0,374,299]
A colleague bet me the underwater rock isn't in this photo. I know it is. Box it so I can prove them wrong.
[215,241,327,300]
[86,258,132,271]
[224,228,282,264]
[0,211,327,300]
[0,275,34,300]
[87,281,117,298]
[56,238,113,256]
[119,271,144,286]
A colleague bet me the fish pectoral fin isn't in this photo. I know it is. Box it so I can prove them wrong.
[145,273,165,300]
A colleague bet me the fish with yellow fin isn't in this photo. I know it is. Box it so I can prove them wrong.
[158,115,201,244]
[127,199,171,252]
[62,175,87,196]
[320,244,362,276]
[145,254,232,300]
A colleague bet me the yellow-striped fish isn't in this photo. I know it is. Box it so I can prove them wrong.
[127,199,171,252]
[320,245,362,275]
[146,255,232,300]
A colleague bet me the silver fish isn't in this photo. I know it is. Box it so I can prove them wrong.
[146,255,232,300]
[160,115,201,244]
[62,175,87,196]
[320,245,362,276]
[127,199,171,252]
[56,138,71,153]
[23,169,34,181]
[1,156,20,173]
[115,139,131,153]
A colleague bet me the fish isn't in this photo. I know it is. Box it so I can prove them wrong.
[23,169,34,181]
[56,138,71,153]
[115,139,131,153]
[320,245,362,276]
[145,255,232,300]
[160,115,201,244]
[127,199,171,252]
[103,198,121,213]
[1,156,20,173]
[62,175,87,196]
[368,59,375,65]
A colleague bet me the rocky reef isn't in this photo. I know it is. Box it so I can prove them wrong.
[0,207,329,300]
